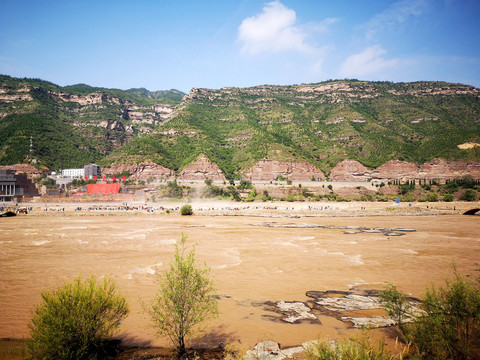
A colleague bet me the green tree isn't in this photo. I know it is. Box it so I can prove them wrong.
[148,235,218,356]
[26,275,129,360]
[379,283,411,335]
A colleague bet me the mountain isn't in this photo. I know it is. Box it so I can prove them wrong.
[1,75,480,179]
[0,75,184,170]
[103,80,480,179]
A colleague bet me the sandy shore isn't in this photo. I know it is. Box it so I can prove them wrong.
[8,199,475,217]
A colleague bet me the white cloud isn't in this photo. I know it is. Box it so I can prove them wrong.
[238,1,318,55]
[363,0,430,40]
[339,45,401,78]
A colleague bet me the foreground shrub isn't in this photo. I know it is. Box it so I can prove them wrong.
[26,275,129,360]
[305,332,409,360]
[381,266,480,360]
[409,266,480,360]
[147,235,218,356]
[380,283,412,336]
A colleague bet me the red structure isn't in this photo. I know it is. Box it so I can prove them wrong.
[87,184,120,194]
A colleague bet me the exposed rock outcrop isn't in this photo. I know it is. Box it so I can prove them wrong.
[419,158,480,180]
[330,158,480,183]
[52,92,119,105]
[370,160,420,182]
[245,160,325,181]
[330,160,371,182]
[7,164,45,179]
[245,341,305,360]
[177,156,227,181]
[103,162,174,180]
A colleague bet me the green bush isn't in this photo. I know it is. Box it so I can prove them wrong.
[382,266,480,360]
[442,193,454,202]
[409,266,480,360]
[237,179,252,190]
[160,181,187,198]
[285,194,296,202]
[460,188,477,201]
[180,204,193,215]
[426,192,439,202]
[26,275,129,360]
[305,331,408,360]
[400,193,416,202]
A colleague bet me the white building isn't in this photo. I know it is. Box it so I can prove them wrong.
[61,168,85,178]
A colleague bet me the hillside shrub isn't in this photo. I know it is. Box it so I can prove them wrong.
[442,193,454,202]
[285,194,296,202]
[200,184,225,198]
[226,186,241,201]
[237,179,252,190]
[400,193,415,202]
[460,189,477,201]
[160,181,186,198]
[26,276,129,360]
[244,188,257,202]
[426,192,439,202]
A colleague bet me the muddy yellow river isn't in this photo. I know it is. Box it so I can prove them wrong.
[1,211,479,350]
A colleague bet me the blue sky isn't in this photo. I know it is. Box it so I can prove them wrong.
[1,0,479,92]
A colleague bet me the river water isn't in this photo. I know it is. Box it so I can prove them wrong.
[0,213,479,349]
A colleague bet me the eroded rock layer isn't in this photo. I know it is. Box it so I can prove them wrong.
[329,158,480,182]
[103,162,174,180]
[245,160,326,181]
[177,156,227,181]
[329,160,371,182]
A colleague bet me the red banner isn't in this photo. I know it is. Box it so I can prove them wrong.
[87,184,120,194]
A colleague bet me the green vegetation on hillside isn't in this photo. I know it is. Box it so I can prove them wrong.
[0,75,185,170]
[106,80,480,178]
[2,75,480,177]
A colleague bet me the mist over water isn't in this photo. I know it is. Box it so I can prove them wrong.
[0,214,479,348]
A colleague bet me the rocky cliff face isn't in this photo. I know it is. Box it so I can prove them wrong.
[177,156,227,181]
[103,162,174,180]
[329,158,480,182]
[52,91,176,138]
[371,160,421,182]
[104,157,228,182]
[0,79,179,163]
[104,156,480,183]
[244,160,325,181]
[329,160,371,182]
[182,82,480,109]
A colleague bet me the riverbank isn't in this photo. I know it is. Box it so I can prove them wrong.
[3,200,474,218]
